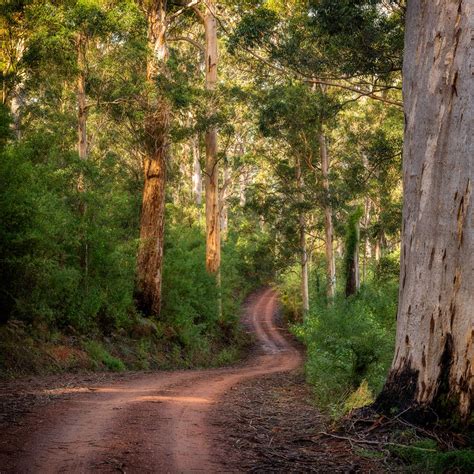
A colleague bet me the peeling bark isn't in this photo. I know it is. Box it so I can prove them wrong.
[204,0,220,274]
[136,0,169,317]
[379,0,473,421]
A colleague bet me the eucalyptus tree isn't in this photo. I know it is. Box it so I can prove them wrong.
[135,0,205,317]
[378,0,473,422]
[257,82,338,309]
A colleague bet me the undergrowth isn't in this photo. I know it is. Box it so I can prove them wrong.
[280,254,399,419]
[390,439,474,472]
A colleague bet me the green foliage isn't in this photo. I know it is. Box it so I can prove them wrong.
[390,439,474,473]
[227,7,279,54]
[0,132,138,331]
[83,340,125,372]
[276,265,304,321]
[161,218,220,350]
[375,251,400,282]
[156,208,259,366]
[292,281,398,417]
[308,0,405,77]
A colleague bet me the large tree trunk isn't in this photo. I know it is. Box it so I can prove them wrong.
[136,1,169,317]
[319,133,336,299]
[296,155,309,314]
[378,0,473,421]
[204,0,220,275]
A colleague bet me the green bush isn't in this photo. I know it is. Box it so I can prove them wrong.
[0,132,139,332]
[159,213,250,363]
[292,281,398,417]
[83,340,126,372]
[391,439,474,473]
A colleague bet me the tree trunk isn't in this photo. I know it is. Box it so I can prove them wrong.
[319,133,336,299]
[296,156,309,314]
[204,0,220,274]
[362,197,372,282]
[377,0,473,421]
[362,154,372,283]
[239,172,246,207]
[136,0,169,317]
[77,32,87,165]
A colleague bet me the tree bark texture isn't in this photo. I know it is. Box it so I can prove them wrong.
[204,0,220,274]
[379,0,473,420]
[319,133,336,299]
[136,0,169,317]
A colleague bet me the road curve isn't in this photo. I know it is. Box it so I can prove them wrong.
[11,288,301,473]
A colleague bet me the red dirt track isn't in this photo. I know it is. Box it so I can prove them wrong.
[1,288,302,473]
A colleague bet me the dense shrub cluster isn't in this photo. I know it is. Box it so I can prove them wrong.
[278,254,399,418]
[0,129,139,332]
[0,111,265,375]
[293,282,397,417]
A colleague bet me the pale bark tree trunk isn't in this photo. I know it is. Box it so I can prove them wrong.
[136,0,169,317]
[204,0,220,275]
[378,0,473,421]
[239,172,246,207]
[362,155,372,282]
[77,32,87,165]
[319,133,336,299]
[362,197,372,282]
[296,155,309,314]
[374,236,381,262]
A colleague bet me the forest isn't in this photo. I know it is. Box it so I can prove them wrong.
[0,0,472,472]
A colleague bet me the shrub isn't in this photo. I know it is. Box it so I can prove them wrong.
[83,340,125,372]
[292,281,398,417]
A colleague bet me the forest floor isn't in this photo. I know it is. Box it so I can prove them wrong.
[0,288,382,473]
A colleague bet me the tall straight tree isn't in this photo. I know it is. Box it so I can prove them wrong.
[136,0,170,316]
[203,0,220,275]
[379,0,473,420]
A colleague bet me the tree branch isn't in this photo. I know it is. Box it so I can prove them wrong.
[168,36,205,53]
[167,0,201,22]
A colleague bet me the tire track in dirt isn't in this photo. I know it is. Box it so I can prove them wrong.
[6,288,301,473]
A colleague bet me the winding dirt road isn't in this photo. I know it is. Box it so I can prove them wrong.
[5,288,301,473]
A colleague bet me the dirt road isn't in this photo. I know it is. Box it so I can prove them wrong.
[2,288,301,473]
